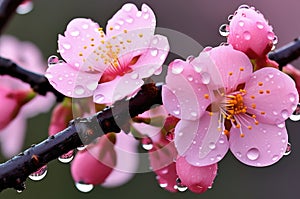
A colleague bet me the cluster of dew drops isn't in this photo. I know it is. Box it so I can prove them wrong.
[218,4,278,50]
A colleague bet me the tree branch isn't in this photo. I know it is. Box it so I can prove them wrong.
[0,57,65,101]
[0,0,24,34]
[0,83,162,192]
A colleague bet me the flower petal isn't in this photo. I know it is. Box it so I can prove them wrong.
[93,73,144,104]
[199,45,253,92]
[132,35,169,78]
[58,18,106,71]
[162,59,210,120]
[106,4,155,38]
[244,67,298,124]
[45,62,100,98]
[0,115,26,158]
[229,121,288,167]
[175,114,229,166]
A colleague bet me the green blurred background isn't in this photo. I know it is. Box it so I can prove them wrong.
[1,0,300,198]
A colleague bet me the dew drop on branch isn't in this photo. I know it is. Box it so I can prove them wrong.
[28,165,48,181]
[58,150,74,163]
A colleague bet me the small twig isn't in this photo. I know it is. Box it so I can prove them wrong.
[0,0,24,34]
[0,57,65,101]
[269,37,300,69]
[0,83,162,192]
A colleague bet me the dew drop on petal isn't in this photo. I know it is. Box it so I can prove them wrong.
[75,182,94,193]
[29,165,48,181]
[171,63,184,75]
[246,148,260,161]
[166,131,175,141]
[77,145,86,151]
[284,143,292,156]
[219,24,230,37]
[243,31,251,40]
[267,31,275,40]
[176,178,188,192]
[173,110,180,115]
[123,4,132,12]
[227,14,234,21]
[289,103,300,121]
[187,75,194,82]
[70,30,80,37]
[159,182,168,188]
[201,72,211,84]
[186,55,195,63]
[152,37,159,45]
[126,17,134,23]
[256,21,264,29]
[62,43,71,49]
[281,109,289,119]
[151,49,158,57]
[82,24,89,29]
[238,4,250,9]
[58,150,74,163]
[130,72,139,79]
[86,81,98,91]
[272,155,279,161]
[94,94,105,103]
[47,55,59,66]
[273,36,278,45]
[74,85,85,96]
[238,20,245,27]
[208,142,216,150]
[142,137,153,150]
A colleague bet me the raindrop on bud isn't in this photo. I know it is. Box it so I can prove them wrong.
[29,165,48,181]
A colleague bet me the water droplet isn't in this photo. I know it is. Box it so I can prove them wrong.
[74,85,85,96]
[227,14,234,21]
[193,64,202,73]
[62,43,71,49]
[267,31,275,40]
[70,30,80,37]
[238,4,250,9]
[29,165,48,181]
[77,145,86,151]
[256,21,264,29]
[171,63,184,75]
[130,72,139,79]
[16,0,33,14]
[136,11,142,17]
[47,55,59,66]
[238,20,245,27]
[151,49,158,57]
[208,142,216,150]
[125,17,134,23]
[246,148,260,161]
[191,112,198,117]
[123,4,133,12]
[143,13,150,19]
[75,182,94,193]
[173,110,180,115]
[142,137,153,150]
[187,75,194,82]
[284,143,292,156]
[243,31,251,40]
[203,46,213,52]
[166,131,174,141]
[272,155,279,161]
[273,36,278,45]
[176,178,188,192]
[281,109,289,119]
[94,94,105,103]
[236,152,242,157]
[290,103,300,121]
[159,183,168,188]
[201,72,211,84]
[219,138,225,144]
[186,55,195,63]
[219,24,230,37]
[58,150,74,163]
[86,81,98,91]
[82,24,89,29]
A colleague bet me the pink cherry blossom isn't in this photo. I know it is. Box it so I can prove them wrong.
[45,3,169,104]
[283,64,300,96]
[227,5,275,59]
[176,156,217,193]
[162,45,298,167]
[0,35,55,158]
[71,134,117,185]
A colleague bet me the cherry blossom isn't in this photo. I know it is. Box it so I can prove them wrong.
[45,3,169,104]
[162,45,298,167]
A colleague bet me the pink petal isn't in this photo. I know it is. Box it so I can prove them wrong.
[93,73,144,104]
[106,4,155,38]
[162,59,210,120]
[102,132,139,187]
[0,115,26,158]
[244,67,298,124]
[229,121,288,167]
[175,114,229,166]
[154,162,178,193]
[58,18,107,71]
[176,156,218,193]
[45,62,100,98]
[132,35,169,78]
[194,45,253,93]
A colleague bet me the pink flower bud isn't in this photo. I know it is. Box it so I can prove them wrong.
[176,156,218,194]
[0,87,35,130]
[227,6,275,59]
[71,133,117,185]
[48,98,73,136]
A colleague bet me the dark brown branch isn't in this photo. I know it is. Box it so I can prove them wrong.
[268,37,300,69]
[0,57,65,101]
[0,0,24,33]
[0,83,162,192]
